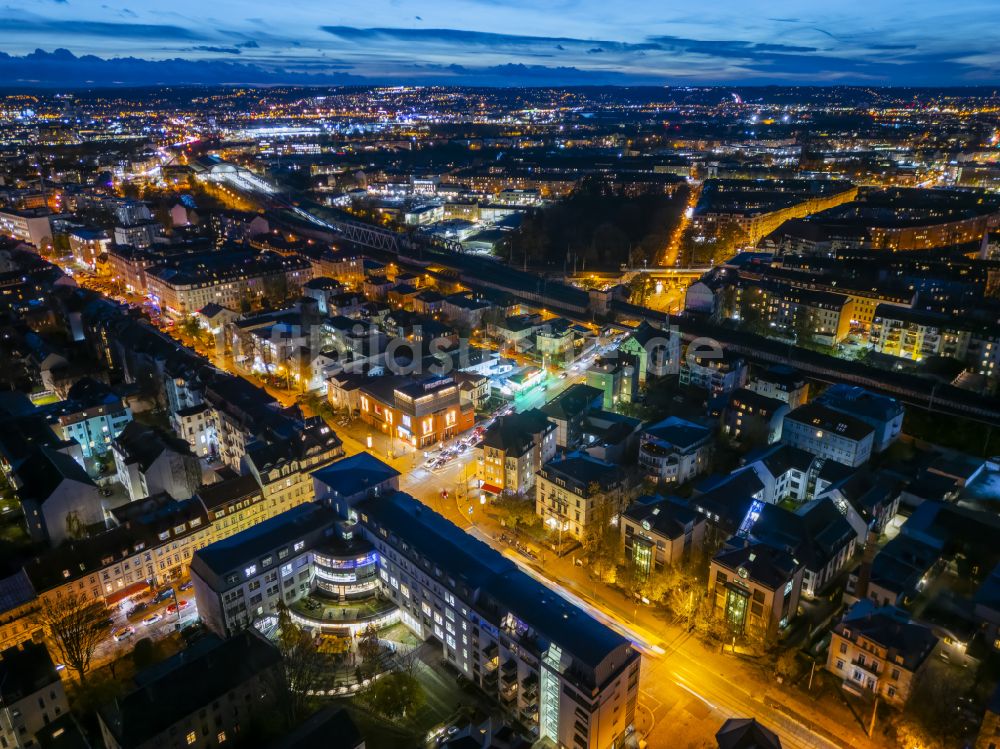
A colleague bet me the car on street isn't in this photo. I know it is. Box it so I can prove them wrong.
[128,602,149,617]
[113,626,135,642]
[178,581,193,592]
[142,613,162,627]
[152,587,174,603]
[166,599,189,614]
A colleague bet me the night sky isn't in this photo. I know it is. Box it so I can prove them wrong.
[3,0,999,86]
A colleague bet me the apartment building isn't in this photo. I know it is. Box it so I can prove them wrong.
[747,365,809,410]
[679,350,748,396]
[358,491,640,749]
[709,543,804,640]
[827,601,938,706]
[535,453,626,541]
[621,496,707,573]
[0,640,70,749]
[145,250,311,318]
[816,385,904,453]
[638,416,713,485]
[723,388,789,446]
[50,379,133,459]
[240,417,344,517]
[0,209,53,249]
[97,631,282,749]
[191,503,342,637]
[478,409,556,496]
[112,421,202,502]
[782,403,875,468]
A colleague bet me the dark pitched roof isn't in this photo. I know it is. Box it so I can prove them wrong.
[713,543,802,590]
[785,402,874,442]
[716,718,782,749]
[622,496,702,540]
[267,707,363,749]
[0,640,60,703]
[17,445,95,501]
[749,498,855,573]
[113,421,192,471]
[100,631,282,747]
[541,384,602,421]
[835,600,938,671]
[481,409,553,454]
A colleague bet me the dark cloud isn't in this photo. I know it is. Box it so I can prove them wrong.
[189,45,241,55]
[4,18,206,40]
[319,25,660,53]
[235,40,259,48]
[0,48,367,86]
[648,36,817,56]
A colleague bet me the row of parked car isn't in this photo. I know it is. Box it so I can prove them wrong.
[112,581,194,642]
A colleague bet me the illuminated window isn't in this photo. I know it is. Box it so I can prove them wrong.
[218,731,227,743]
[422,417,433,435]
[186,731,196,745]
[244,565,257,577]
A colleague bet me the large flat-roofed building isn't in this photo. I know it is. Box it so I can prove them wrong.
[190,502,343,637]
[0,209,53,248]
[357,491,640,749]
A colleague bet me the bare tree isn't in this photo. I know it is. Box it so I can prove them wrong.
[34,592,108,684]
[273,603,324,726]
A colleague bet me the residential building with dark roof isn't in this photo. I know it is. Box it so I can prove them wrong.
[748,364,809,410]
[97,631,283,749]
[311,452,400,519]
[240,417,344,518]
[680,349,748,396]
[540,383,603,449]
[477,409,556,496]
[17,446,103,544]
[49,378,133,459]
[782,402,875,468]
[638,416,713,486]
[619,320,680,385]
[535,452,626,540]
[0,640,69,749]
[621,496,707,573]
[816,385,904,453]
[111,421,202,503]
[827,600,938,706]
[722,388,789,447]
[747,498,858,597]
[709,543,803,639]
